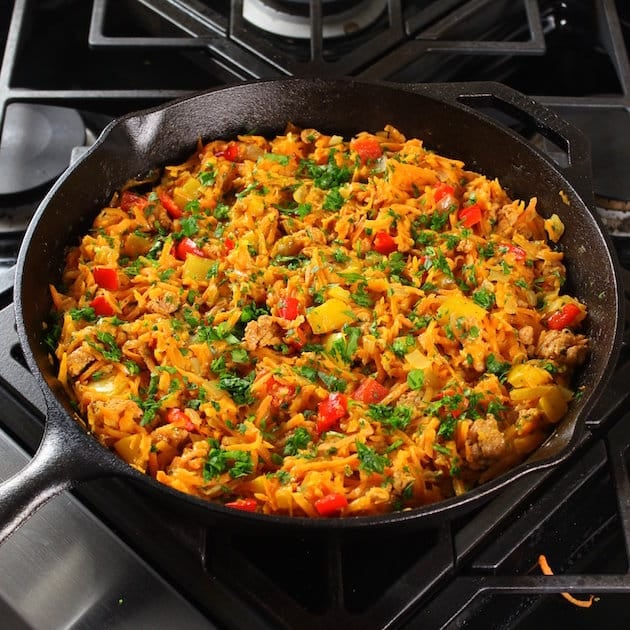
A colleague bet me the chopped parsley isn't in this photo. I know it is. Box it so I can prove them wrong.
[333,248,350,263]
[477,242,495,259]
[486,354,511,381]
[472,287,495,310]
[391,335,415,358]
[356,441,389,474]
[218,371,255,405]
[214,202,230,220]
[300,152,352,189]
[198,167,216,186]
[124,360,141,375]
[89,331,122,362]
[44,313,61,352]
[430,210,450,231]
[322,188,345,211]
[283,427,312,456]
[296,365,318,381]
[271,254,309,270]
[196,322,240,345]
[203,439,254,481]
[328,326,361,364]
[350,283,373,307]
[433,443,452,456]
[240,302,269,323]
[487,399,508,417]
[367,404,412,431]
[318,371,347,392]
[263,152,290,165]
[176,217,199,239]
[407,369,424,390]
[69,306,96,322]
[278,201,312,219]
[132,373,162,426]
[437,415,457,439]
[230,348,250,364]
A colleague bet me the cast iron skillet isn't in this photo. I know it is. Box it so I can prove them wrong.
[0,78,623,542]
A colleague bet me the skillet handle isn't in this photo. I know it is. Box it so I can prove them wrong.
[404,81,594,203]
[0,402,117,545]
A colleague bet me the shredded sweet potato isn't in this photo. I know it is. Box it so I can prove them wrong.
[48,125,589,517]
[538,554,595,608]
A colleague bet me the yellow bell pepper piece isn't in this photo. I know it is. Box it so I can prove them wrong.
[544,213,565,243]
[249,475,267,494]
[509,385,557,401]
[114,433,151,472]
[507,363,553,388]
[327,285,352,303]
[405,348,431,369]
[182,254,215,281]
[275,486,294,510]
[123,232,151,257]
[510,384,572,404]
[437,294,486,323]
[538,386,570,423]
[173,177,201,208]
[306,298,355,334]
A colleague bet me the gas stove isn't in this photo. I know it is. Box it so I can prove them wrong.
[0,1,629,628]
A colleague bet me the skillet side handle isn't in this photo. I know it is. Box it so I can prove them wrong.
[0,435,73,545]
[0,403,119,545]
[403,81,594,203]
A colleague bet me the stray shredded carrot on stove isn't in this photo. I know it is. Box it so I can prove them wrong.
[537,554,595,608]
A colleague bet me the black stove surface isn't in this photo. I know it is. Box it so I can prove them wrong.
[1,1,630,628]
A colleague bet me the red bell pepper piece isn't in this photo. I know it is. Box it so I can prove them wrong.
[89,295,115,317]
[352,378,389,405]
[175,237,206,260]
[158,190,183,219]
[278,296,299,320]
[225,498,258,512]
[93,266,119,291]
[217,142,239,162]
[224,237,235,253]
[314,492,348,516]
[120,191,147,212]
[458,203,483,228]
[351,137,382,163]
[547,303,581,330]
[316,392,348,433]
[373,231,397,255]
[505,243,527,261]
[166,408,195,431]
[433,182,455,203]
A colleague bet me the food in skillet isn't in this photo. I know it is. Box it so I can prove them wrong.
[49,124,589,517]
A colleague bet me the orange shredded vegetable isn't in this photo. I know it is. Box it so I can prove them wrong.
[538,554,595,608]
[48,124,589,517]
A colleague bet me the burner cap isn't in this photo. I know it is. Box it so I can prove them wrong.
[559,108,630,203]
[0,103,85,196]
[242,0,386,38]
[594,195,630,237]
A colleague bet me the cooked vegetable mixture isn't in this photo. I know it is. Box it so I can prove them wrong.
[49,124,589,517]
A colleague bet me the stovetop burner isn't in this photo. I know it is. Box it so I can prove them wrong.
[0,103,86,234]
[0,103,85,197]
[242,0,387,38]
